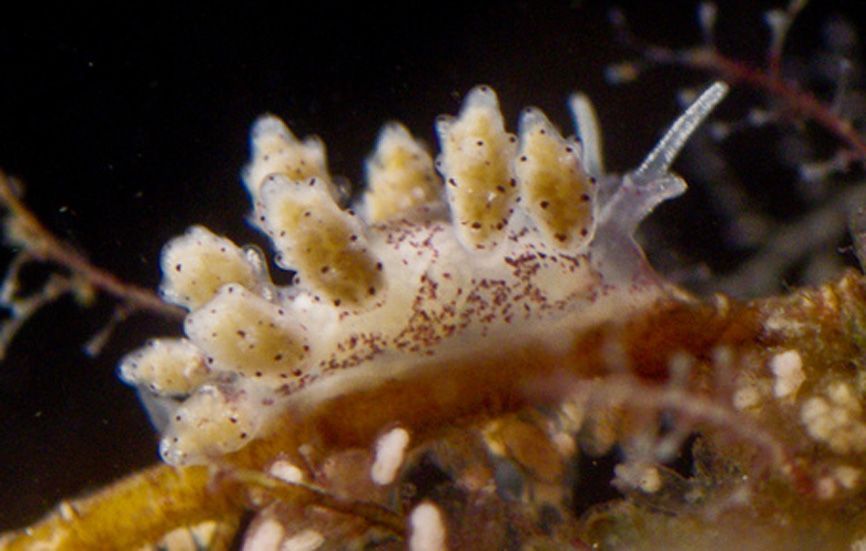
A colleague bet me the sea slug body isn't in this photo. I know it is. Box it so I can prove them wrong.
[118,82,729,466]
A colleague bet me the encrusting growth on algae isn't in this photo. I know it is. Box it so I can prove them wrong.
[5,8,866,547]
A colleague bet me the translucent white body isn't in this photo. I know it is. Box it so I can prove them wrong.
[119,83,728,465]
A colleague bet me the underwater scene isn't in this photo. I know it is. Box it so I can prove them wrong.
[3,1,866,549]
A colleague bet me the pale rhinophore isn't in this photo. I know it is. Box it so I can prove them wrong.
[118,82,728,465]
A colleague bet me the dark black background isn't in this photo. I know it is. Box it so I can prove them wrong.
[0,1,861,531]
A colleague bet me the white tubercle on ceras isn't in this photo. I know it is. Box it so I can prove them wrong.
[119,82,728,466]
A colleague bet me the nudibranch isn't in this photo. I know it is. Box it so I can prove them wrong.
[118,82,729,466]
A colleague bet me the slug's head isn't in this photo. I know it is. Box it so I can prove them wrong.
[588,81,730,278]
